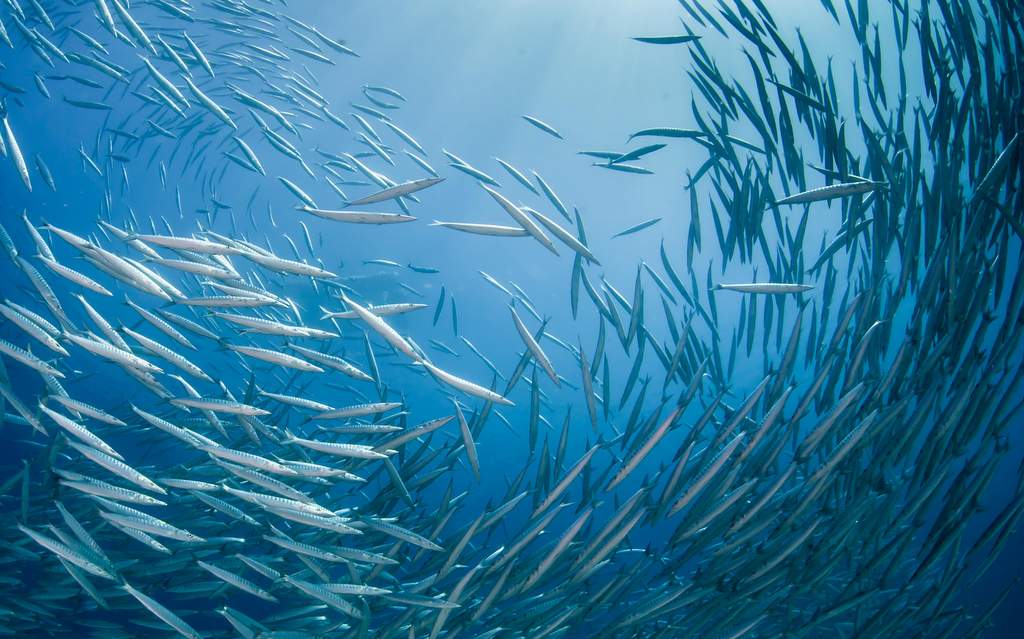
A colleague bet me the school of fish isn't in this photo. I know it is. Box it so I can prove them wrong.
[0,0,1022,637]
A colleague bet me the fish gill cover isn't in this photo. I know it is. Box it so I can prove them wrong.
[0,0,1021,637]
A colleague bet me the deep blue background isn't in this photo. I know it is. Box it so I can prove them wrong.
[0,1,1020,636]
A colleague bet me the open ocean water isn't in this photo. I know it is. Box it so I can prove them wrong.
[0,0,1022,637]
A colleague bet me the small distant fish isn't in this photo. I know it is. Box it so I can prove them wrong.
[772,180,887,206]
[626,127,706,142]
[714,283,814,294]
[611,143,665,164]
[612,217,661,238]
[431,221,530,237]
[596,163,654,174]
[522,115,563,139]
[346,177,444,207]
[300,206,416,224]
[632,34,701,44]
[363,259,402,268]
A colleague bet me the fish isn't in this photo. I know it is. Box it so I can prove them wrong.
[611,143,666,164]
[2,114,31,191]
[19,524,117,581]
[0,302,67,355]
[532,171,572,221]
[65,441,165,495]
[596,162,654,174]
[612,217,662,238]
[482,184,559,255]
[169,397,268,416]
[34,153,54,190]
[0,338,64,378]
[321,302,427,319]
[340,293,420,360]
[121,582,203,639]
[430,221,531,236]
[140,56,190,108]
[772,179,888,206]
[522,115,563,139]
[626,127,708,141]
[495,157,540,194]
[183,76,236,129]
[345,177,444,206]
[418,360,514,406]
[444,149,502,186]
[524,212,598,264]
[714,283,815,294]
[39,404,122,460]
[509,305,559,386]
[182,31,213,76]
[300,206,416,224]
[632,34,702,44]
[38,257,113,296]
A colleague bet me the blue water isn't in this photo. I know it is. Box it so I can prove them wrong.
[0,0,1021,637]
